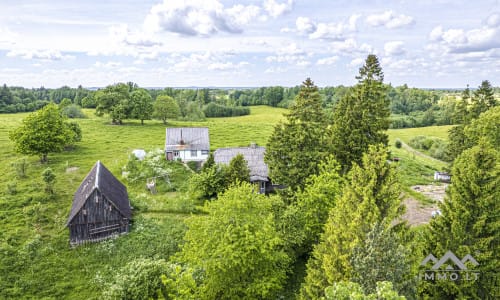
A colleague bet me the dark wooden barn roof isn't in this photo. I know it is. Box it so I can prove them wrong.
[213,145,269,182]
[67,161,131,225]
[165,127,210,151]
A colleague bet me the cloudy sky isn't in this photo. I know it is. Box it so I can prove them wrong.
[0,0,499,88]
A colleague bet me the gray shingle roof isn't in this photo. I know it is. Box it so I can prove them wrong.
[67,161,131,225]
[165,127,210,151]
[214,146,269,182]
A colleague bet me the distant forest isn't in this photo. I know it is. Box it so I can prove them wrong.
[1,82,498,128]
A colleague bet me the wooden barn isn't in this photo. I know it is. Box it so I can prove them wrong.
[67,161,132,246]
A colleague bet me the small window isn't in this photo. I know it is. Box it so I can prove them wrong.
[201,150,209,155]
[173,151,179,156]
[191,150,197,157]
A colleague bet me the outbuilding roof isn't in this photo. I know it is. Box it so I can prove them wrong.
[214,145,269,182]
[165,127,210,151]
[67,161,131,225]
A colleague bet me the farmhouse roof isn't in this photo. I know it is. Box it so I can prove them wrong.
[214,145,269,182]
[67,161,131,225]
[165,127,210,151]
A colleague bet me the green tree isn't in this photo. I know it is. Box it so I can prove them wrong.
[153,95,180,124]
[324,281,406,300]
[201,152,215,172]
[130,88,153,125]
[422,144,499,299]
[176,183,290,299]
[42,167,56,194]
[188,164,228,200]
[300,145,404,299]
[265,78,328,194]
[295,156,344,253]
[226,154,250,185]
[470,80,496,119]
[329,54,390,173]
[464,106,500,149]
[95,83,130,124]
[9,103,75,162]
[351,223,415,298]
[58,98,72,109]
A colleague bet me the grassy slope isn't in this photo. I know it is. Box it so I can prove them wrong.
[0,106,448,299]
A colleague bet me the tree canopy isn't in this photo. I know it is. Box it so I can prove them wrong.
[265,78,329,194]
[9,103,80,162]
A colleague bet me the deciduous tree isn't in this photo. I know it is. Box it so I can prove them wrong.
[226,154,250,185]
[176,183,290,299]
[9,103,77,162]
[153,95,180,124]
[130,88,153,125]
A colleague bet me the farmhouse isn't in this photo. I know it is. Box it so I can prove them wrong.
[214,144,273,194]
[165,127,210,163]
[67,161,131,246]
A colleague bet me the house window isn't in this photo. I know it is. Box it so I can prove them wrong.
[191,150,197,157]
[173,151,179,157]
[201,150,209,155]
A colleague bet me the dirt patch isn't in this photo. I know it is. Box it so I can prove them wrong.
[411,184,448,202]
[402,184,448,226]
[66,167,79,173]
[402,197,438,226]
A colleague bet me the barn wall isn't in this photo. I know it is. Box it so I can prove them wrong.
[68,189,129,245]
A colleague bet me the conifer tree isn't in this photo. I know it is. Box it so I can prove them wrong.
[422,144,499,299]
[226,154,250,185]
[470,80,496,119]
[329,54,390,172]
[300,145,404,299]
[265,78,328,193]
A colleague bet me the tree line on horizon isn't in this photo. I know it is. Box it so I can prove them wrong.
[1,80,498,128]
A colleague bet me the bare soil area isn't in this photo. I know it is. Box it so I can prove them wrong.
[402,184,448,226]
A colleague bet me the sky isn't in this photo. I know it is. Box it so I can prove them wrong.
[0,0,499,88]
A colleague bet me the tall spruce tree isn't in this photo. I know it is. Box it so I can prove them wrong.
[470,80,496,119]
[300,145,404,299]
[422,144,499,299]
[329,54,390,173]
[265,78,328,194]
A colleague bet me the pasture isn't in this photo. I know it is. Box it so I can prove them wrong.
[0,105,449,299]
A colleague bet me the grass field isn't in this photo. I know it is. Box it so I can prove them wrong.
[0,105,450,299]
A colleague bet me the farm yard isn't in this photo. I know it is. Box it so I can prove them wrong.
[0,105,452,299]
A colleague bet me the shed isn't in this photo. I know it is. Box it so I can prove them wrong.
[67,161,131,245]
[214,144,272,194]
[434,171,451,183]
[165,127,210,163]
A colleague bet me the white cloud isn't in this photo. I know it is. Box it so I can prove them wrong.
[349,57,364,67]
[296,17,316,34]
[330,38,374,54]
[94,61,122,68]
[265,43,311,67]
[428,13,500,53]
[109,24,161,47]
[366,10,415,29]
[263,0,294,18]
[143,0,261,36]
[167,51,249,73]
[6,49,74,61]
[296,14,360,40]
[0,27,18,45]
[384,41,406,56]
[316,55,339,65]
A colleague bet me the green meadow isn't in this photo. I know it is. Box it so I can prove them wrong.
[0,105,450,299]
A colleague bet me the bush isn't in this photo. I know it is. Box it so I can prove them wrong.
[12,158,28,178]
[203,102,250,117]
[186,161,199,172]
[103,258,169,300]
[394,139,402,148]
[62,104,86,118]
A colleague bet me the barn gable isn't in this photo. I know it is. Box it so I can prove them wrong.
[67,161,131,245]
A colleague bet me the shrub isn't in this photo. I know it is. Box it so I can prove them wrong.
[12,158,28,178]
[62,104,86,118]
[395,139,402,148]
[6,181,17,195]
[186,161,199,172]
[203,102,250,117]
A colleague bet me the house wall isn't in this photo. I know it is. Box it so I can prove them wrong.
[68,190,129,245]
[178,150,209,162]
